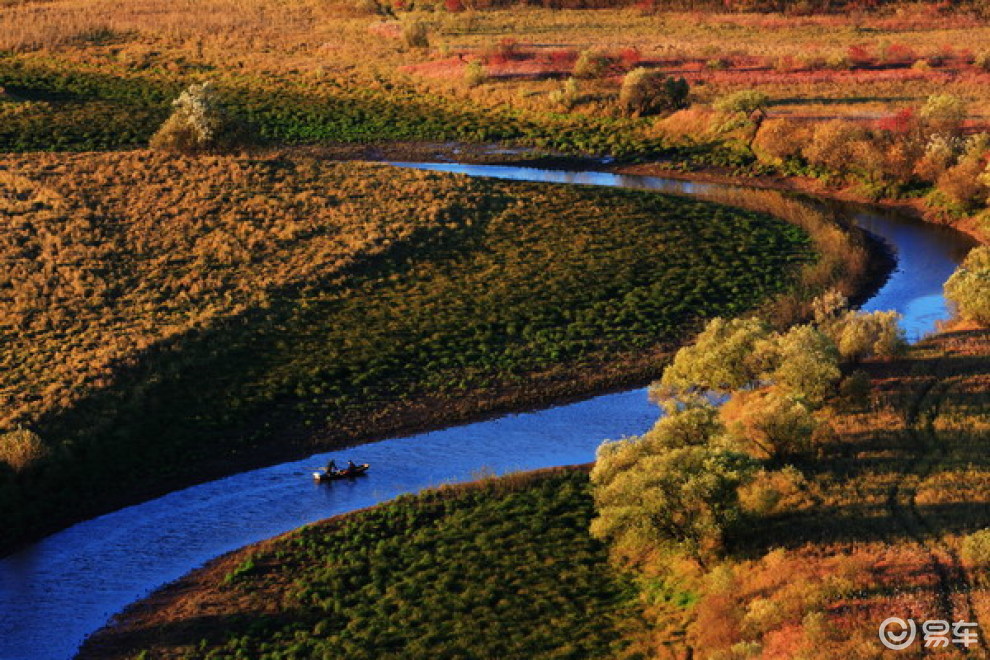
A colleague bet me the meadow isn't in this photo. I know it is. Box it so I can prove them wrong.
[0,153,819,552]
[78,468,650,659]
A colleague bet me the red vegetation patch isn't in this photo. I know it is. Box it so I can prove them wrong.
[875,107,915,135]
[398,56,471,81]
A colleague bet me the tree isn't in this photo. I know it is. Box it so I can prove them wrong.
[654,317,772,400]
[591,443,755,564]
[920,93,967,137]
[752,118,810,166]
[720,388,818,460]
[150,82,233,154]
[811,291,904,360]
[802,119,866,175]
[713,90,770,149]
[592,402,722,487]
[945,246,990,324]
[833,310,904,360]
[714,89,770,117]
[760,324,841,406]
[573,49,608,79]
[618,68,689,117]
[937,155,989,212]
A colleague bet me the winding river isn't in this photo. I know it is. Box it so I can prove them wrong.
[0,165,977,660]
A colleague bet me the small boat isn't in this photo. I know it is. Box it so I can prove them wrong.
[313,463,369,482]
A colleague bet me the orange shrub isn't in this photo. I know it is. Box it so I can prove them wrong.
[752,119,811,165]
[936,155,988,210]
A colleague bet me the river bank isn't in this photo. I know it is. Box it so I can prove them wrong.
[76,316,990,657]
[1,152,877,557]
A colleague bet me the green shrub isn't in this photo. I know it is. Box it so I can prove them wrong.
[149,82,234,154]
[402,20,430,49]
[936,156,988,212]
[945,246,990,324]
[920,93,968,136]
[961,529,990,574]
[838,370,871,408]
[834,310,905,360]
[464,60,487,88]
[764,324,841,406]
[618,68,689,117]
[548,77,580,110]
[714,90,770,117]
[572,50,608,79]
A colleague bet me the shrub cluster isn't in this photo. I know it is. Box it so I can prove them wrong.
[746,93,990,212]
[593,292,904,564]
[618,68,689,117]
[945,246,990,324]
[111,470,644,657]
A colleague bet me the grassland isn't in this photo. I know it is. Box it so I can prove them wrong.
[77,325,990,659]
[5,3,990,149]
[3,2,990,161]
[0,152,825,553]
[78,468,650,660]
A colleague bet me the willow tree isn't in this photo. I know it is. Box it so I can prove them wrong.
[591,440,755,566]
[652,317,772,401]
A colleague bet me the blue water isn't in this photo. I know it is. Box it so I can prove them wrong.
[0,166,976,660]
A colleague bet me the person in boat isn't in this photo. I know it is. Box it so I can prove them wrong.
[325,459,338,474]
[346,460,357,472]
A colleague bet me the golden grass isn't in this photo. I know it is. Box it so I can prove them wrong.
[0,152,481,432]
[6,1,990,122]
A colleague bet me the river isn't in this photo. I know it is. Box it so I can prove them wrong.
[0,165,977,660]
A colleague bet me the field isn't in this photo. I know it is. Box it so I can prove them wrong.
[78,468,649,659]
[6,3,990,143]
[0,152,824,552]
[76,325,990,659]
[5,1,990,657]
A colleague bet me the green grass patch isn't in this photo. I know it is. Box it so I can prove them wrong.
[0,55,675,158]
[85,469,651,659]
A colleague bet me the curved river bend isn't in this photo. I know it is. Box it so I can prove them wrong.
[0,165,976,660]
